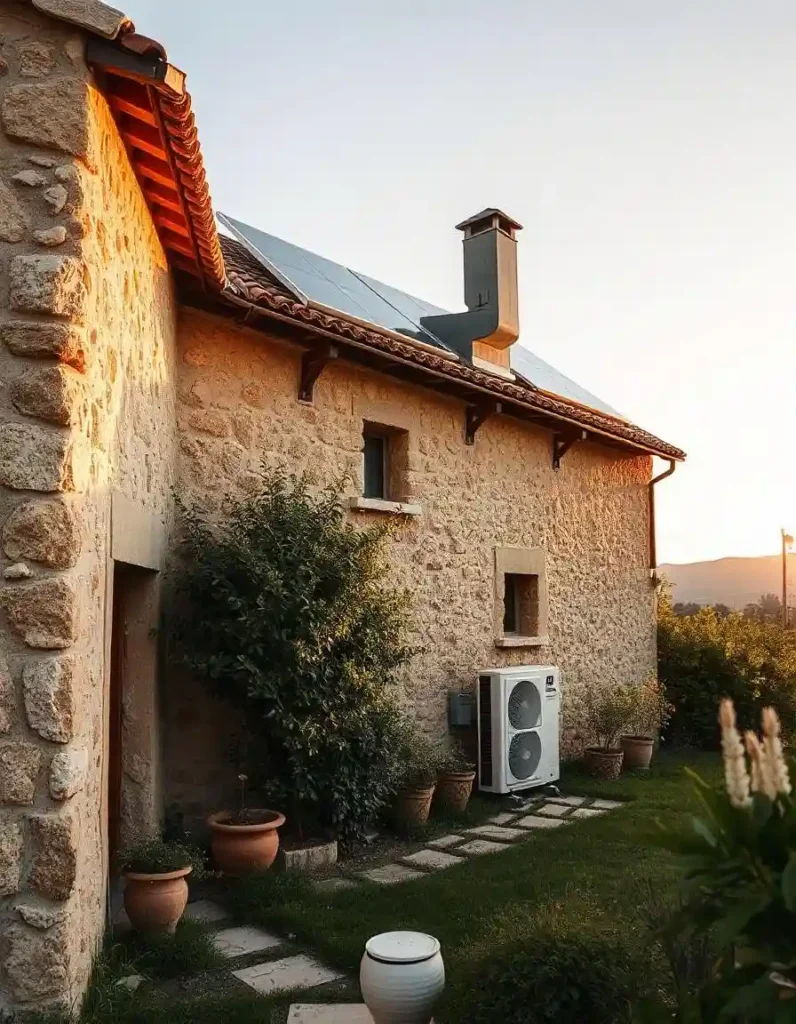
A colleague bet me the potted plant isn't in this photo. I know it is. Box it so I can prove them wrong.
[119,837,203,934]
[582,684,634,779]
[620,674,672,770]
[435,742,476,814]
[393,725,439,828]
[208,774,286,874]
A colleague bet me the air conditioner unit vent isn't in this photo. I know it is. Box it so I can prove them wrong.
[476,666,560,794]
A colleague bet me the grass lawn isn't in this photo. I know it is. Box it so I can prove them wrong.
[34,750,719,1024]
[233,749,722,1022]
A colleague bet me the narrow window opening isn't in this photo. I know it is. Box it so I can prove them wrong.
[363,432,388,499]
[503,573,540,636]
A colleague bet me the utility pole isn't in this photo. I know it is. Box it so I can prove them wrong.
[783,529,793,628]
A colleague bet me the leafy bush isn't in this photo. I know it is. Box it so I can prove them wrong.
[437,739,475,774]
[658,590,796,748]
[583,683,636,749]
[627,674,673,739]
[391,718,440,789]
[656,700,796,1020]
[460,930,649,1024]
[172,471,415,837]
[117,837,205,877]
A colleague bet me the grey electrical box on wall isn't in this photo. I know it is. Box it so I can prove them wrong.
[448,690,474,727]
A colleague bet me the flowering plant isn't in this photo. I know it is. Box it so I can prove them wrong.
[657,700,796,1020]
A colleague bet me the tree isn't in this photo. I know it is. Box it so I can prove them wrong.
[743,593,783,624]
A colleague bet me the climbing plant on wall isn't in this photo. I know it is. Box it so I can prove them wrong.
[171,470,416,837]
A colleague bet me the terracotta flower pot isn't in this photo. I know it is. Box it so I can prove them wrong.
[435,770,476,814]
[584,746,624,780]
[123,866,191,934]
[621,735,654,770]
[395,785,436,828]
[208,809,286,874]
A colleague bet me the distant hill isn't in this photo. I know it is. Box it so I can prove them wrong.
[659,554,796,610]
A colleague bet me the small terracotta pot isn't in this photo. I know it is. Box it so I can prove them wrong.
[584,746,624,780]
[208,809,286,874]
[435,771,476,814]
[621,735,654,770]
[395,785,436,828]
[123,866,191,934]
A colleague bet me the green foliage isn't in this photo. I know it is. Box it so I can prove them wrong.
[627,674,673,739]
[459,930,649,1024]
[114,920,224,980]
[172,471,415,837]
[656,765,796,1019]
[391,718,441,789]
[117,837,205,877]
[583,682,637,749]
[225,868,314,925]
[658,591,796,748]
[437,739,475,774]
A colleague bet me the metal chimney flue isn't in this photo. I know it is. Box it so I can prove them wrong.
[421,208,522,365]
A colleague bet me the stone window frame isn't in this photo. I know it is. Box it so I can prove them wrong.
[493,546,550,648]
[348,408,421,516]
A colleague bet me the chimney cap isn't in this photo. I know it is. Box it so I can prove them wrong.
[455,208,523,233]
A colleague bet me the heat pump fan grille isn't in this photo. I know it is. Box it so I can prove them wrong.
[507,680,541,730]
[508,730,542,781]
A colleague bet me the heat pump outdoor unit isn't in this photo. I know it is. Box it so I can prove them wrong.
[477,665,560,794]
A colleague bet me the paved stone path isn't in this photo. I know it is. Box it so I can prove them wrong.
[116,793,623,1016]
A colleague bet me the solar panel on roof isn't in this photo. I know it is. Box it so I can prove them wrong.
[219,212,625,419]
[219,214,456,352]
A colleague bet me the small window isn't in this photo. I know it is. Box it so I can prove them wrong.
[363,432,388,499]
[503,573,539,636]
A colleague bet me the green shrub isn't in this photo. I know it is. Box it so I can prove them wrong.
[171,470,415,837]
[658,592,796,748]
[117,837,205,877]
[459,931,649,1024]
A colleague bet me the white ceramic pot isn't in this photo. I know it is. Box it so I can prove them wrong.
[360,931,445,1023]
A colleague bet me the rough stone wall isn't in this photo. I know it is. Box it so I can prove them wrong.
[0,2,176,1013]
[167,309,655,824]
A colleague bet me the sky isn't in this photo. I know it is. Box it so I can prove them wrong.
[126,0,796,565]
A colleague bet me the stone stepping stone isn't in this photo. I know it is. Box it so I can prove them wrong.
[427,833,465,849]
[548,795,587,807]
[466,825,526,842]
[234,954,344,995]
[315,877,359,893]
[515,814,566,829]
[457,839,507,856]
[401,849,464,871]
[534,803,571,818]
[212,925,283,959]
[570,807,606,819]
[288,1005,374,1022]
[116,975,144,992]
[184,899,228,924]
[487,812,519,825]
[359,863,425,885]
[591,798,623,810]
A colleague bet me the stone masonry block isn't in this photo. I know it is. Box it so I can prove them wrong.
[2,77,88,157]
[0,423,75,492]
[11,365,84,426]
[49,747,87,800]
[29,812,77,901]
[18,42,57,78]
[0,320,87,371]
[0,655,13,734]
[0,743,42,804]
[32,0,130,39]
[2,577,79,649]
[9,255,87,321]
[0,819,23,895]
[3,923,69,1002]
[23,655,75,742]
[0,177,29,243]
[3,497,82,569]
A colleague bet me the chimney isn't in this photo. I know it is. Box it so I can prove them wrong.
[421,208,522,372]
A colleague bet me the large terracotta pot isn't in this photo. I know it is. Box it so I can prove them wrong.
[395,786,435,828]
[208,809,286,874]
[123,866,191,934]
[435,771,476,814]
[621,735,655,770]
[584,746,624,780]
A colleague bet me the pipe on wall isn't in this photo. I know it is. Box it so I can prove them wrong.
[649,459,676,576]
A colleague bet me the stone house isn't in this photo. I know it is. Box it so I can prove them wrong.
[0,0,685,1013]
